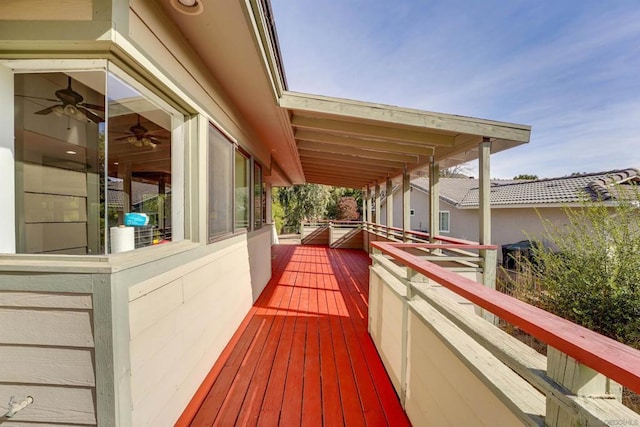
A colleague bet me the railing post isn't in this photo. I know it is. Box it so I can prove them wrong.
[299,221,305,240]
[386,177,393,239]
[400,267,428,405]
[546,347,622,426]
[329,221,334,247]
[480,248,497,324]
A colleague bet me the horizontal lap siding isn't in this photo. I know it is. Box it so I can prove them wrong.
[0,292,96,425]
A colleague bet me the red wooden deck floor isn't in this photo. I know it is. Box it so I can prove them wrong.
[178,245,411,426]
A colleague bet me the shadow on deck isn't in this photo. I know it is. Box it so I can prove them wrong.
[178,245,410,426]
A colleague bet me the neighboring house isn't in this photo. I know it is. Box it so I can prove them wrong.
[381,168,640,259]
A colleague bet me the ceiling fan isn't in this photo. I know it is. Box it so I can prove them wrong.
[114,115,167,149]
[33,76,104,124]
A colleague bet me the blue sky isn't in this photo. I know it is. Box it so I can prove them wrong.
[270,1,640,179]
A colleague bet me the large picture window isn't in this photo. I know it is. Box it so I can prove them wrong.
[9,64,184,255]
[208,125,233,240]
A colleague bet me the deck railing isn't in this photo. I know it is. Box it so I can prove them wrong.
[369,240,640,426]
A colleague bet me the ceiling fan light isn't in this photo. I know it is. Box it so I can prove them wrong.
[52,105,64,117]
[64,104,78,116]
[143,138,157,148]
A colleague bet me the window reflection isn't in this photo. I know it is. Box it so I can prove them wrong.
[107,73,174,251]
[12,69,181,255]
[14,72,104,254]
[234,150,250,230]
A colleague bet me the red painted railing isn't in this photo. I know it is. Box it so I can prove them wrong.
[371,240,640,395]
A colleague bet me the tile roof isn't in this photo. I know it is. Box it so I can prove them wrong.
[411,168,640,208]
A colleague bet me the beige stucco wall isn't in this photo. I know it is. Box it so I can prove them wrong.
[380,187,432,231]
[449,206,570,253]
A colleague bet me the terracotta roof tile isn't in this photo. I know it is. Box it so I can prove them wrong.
[411,168,639,207]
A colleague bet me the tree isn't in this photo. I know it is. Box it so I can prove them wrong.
[271,196,285,234]
[336,196,360,221]
[274,184,331,231]
[440,163,472,178]
[513,174,538,180]
[518,187,640,349]
[327,187,362,219]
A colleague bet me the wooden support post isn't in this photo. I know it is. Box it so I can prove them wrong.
[479,138,491,246]
[479,138,496,323]
[400,266,428,405]
[402,167,411,242]
[329,221,334,247]
[386,178,393,238]
[374,183,381,229]
[546,347,623,426]
[366,185,372,229]
[362,187,367,223]
[428,158,439,243]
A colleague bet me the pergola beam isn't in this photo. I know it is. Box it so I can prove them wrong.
[297,140,420,163]
[282,92,531,142]
[291,115,455,146]
[303,167,383,181]
[295,129,436,156]
[301,157,400,174]
[304,175,371,188]
[298,150,409,168]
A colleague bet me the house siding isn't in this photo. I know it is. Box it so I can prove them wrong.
[127,231,269,426]
[0,291,97,425]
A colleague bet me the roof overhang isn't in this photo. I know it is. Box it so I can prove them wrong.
[161,0,531,189]
[279,91,531,189]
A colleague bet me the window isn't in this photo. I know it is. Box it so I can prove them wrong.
[254,162,263,229]
[9,64,184,255]
[234,149,250,230]
[208,125,233,239]
[439,211,450,233]
[106,72,182,251]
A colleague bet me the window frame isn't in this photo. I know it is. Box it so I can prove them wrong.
[253,160,263,230]
[439,210,450,233]
[4,59,186,255]
[207,122,235,242]
[233,146,251,232]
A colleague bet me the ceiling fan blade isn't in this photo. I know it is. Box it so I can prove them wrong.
[34,106,56,115]
[80,103,105,111]
[15,94,59,102]
[79,107,104,123]
[114,135,130,141]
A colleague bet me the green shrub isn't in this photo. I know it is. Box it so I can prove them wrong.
[524,187,640,348]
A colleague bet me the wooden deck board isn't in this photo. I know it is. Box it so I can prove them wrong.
[181,245,410,427]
